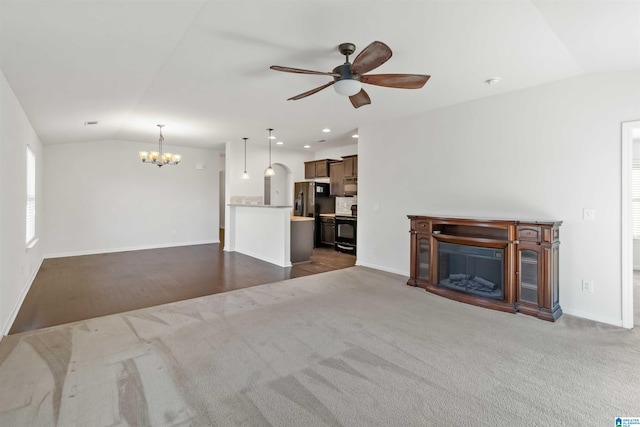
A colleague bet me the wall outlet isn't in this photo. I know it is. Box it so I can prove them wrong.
[582,280,594,293]
[583,208,595,221]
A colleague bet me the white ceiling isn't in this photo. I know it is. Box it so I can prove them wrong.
[1,0,638,151]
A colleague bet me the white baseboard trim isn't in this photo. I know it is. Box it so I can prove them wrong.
[44,240,219,259]
[234,248,292,268]
[2,256,44,336]
[562,307,624,328]
[355,261,408,277]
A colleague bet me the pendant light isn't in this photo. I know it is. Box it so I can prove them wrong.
[241,137,250,179]
[265,128,275,176]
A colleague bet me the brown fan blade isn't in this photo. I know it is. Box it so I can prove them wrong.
[361,74,430,89]
[287,81,335,101]
[270,65,339,77]
[349,89,371,109]
[350,41,392,75]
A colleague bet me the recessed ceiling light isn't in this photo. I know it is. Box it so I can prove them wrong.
[276,141,284,145]
[268,135,276,139]
[84,120,99,125]
[304,145,311,148]
[485,78,501,85]
[352,134,359,138]
[322,128,331,133]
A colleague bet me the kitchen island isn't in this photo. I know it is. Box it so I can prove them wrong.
[290,216,314,263]
[226,204,314,267]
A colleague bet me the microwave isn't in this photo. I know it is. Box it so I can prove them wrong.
[343,177,357,196]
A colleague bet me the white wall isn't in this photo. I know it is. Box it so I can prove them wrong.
[357,70,640,327]
[633,139,640,269]
[0,70,44,335]
[43,140,220,257]
[314,143,358,161]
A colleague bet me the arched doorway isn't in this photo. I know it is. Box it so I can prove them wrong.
[264,163,292,206]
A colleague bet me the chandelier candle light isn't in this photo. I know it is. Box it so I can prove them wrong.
[265,128,275,177]
[241,137,250,179]
[139,124,181,167]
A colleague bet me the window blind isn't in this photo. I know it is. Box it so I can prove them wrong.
[633,162,640,238]
[26,146,35,244]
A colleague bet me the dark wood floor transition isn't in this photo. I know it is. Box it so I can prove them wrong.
[10,244,356,334]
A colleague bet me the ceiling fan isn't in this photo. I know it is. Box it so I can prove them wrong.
[270,41,430,108]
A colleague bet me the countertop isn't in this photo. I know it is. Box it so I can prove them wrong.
[228,204,292,208]
[319,213,357,218]
[291,216,315,222]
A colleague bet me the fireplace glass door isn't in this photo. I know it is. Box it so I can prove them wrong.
[437,242,504,300]
[518,249,539,304]
[417,237,430,280]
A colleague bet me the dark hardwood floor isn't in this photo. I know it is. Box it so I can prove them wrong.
[9,244,356,334]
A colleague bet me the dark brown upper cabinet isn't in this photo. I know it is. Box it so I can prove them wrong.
[304,159,338,179]
[342,155,358,178]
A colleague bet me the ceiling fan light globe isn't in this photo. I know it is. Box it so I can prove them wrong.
[334,79,362,96]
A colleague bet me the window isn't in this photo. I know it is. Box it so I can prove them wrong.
[633,162,640,238]
[26,146,35,245]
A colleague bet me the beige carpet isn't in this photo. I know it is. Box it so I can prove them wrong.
[0,267,638,426]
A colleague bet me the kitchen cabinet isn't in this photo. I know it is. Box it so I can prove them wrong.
[304,162,316,179]
[342,155,358,178]
[320,217,335,245]
[329,162,344,196]
[291,217,314,263]
[304,159,337,179]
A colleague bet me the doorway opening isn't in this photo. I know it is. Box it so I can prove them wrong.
[264,163,292,206]
[622,120,640,328]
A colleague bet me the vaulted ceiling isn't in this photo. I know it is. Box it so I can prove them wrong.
[1,1,638,151]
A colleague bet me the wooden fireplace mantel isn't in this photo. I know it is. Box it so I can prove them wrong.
[408,215,562,322]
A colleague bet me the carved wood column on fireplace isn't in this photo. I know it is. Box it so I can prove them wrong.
[408,215,562,322]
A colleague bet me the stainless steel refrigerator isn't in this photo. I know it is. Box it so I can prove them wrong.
[293,182,333,247]
[293,182,332,217]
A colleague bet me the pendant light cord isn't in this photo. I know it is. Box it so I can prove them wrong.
[243,137,248,171]
[268,128,273,167]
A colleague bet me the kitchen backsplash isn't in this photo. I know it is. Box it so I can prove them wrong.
[230,195,264,205]
[336,196,357,215]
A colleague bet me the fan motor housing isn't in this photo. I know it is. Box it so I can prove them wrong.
[332,63,360,82]
[338,43,356,56]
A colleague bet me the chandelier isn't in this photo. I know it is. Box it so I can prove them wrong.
[139,124,181,167]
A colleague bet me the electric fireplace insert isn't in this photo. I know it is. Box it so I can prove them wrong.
[437,242,504,300]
